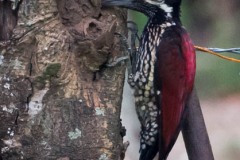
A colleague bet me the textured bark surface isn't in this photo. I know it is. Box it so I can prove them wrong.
[0,0,127,159]
[0,0,21,40]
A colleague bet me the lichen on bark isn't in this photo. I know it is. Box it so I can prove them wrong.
[0,0,127,159]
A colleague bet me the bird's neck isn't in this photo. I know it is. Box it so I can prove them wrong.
[148,6,181,26]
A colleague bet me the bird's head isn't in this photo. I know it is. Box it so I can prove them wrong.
[102,0,181,18]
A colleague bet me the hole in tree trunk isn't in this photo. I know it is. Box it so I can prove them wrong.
[0,0,22,41]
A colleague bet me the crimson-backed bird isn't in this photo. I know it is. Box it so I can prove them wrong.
[102,0,196,159]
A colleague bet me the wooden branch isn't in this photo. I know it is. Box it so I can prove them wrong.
[182,88,214,160]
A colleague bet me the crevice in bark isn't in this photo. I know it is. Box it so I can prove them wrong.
[0,0,127,159]
[0,0,22,41]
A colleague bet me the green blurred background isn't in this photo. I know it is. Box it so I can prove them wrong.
[123,1,240,159]
[130,0,240,99]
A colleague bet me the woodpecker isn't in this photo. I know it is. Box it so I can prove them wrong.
[102,0,196,159]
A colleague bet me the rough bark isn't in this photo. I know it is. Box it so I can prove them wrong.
[0,0,127,159]
[0,0,21,40]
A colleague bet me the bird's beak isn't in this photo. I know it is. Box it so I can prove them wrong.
[102,0,134,8]
[101,0,155,17]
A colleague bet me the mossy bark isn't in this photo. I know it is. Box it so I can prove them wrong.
[0,0,127,159]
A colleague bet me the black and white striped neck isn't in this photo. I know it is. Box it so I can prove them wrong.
[144,0,181,20]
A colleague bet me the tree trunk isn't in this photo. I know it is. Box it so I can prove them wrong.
[0,0,127,159]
